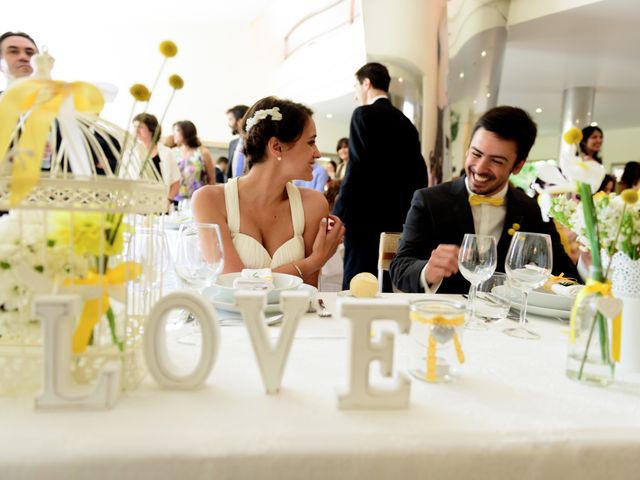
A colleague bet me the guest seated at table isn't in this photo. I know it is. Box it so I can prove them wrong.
[192,96,345,287]
[390,106,579,294]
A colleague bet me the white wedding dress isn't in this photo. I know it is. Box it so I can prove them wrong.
[224,178,305,269]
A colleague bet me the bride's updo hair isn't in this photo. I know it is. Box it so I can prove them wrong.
[241,96,313,169]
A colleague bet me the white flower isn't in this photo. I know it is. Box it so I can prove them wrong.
[245,107,283,131]
[559,152,606,192]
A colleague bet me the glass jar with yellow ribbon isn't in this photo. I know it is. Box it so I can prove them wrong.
[408,299,466,383]
[565,280,620,386]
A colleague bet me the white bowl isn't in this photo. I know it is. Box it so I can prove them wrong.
[211,272,303,304]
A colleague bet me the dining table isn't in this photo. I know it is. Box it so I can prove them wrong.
[1,291,640,480]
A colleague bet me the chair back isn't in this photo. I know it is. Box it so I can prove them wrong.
[377,232,401,292]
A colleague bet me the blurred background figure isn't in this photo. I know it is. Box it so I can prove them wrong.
[617,161,640,192]
[0,31,37,87]
[580,125,603,163]
[216,156,228,183]
[293,160,329,193]
[226,104,249,179]
[335,137,349,179]
[133,113,181,210]
[325,160,337,180]
[173,120,215,201]
[598,173,616,193]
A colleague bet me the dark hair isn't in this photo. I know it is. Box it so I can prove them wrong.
[336,137,348,152]
[133,113,161,144]
[580,125,603,163]
[355,62,391,92]
[598,173,616,193]
[328,160,337,170]
[173,120,201,149]
[226,104,249,121]
[471,106,537,164]
[619,161,640,190]
[324,179,342,210]
[217,156,229,166]
[241,96,313,169]
[0,31,37,55]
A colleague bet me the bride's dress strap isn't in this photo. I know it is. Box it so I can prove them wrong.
[286,182,304,236]
[224,177,240,234]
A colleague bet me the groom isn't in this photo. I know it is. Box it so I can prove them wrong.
[390,106,579,294]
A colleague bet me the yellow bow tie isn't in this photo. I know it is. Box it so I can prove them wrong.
[468,194,504,207]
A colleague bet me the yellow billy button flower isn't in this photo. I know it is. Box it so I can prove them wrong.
[129,83,151,102]
[563,127,583,145]
[159,40,178,58]
[620,188,639,205]
[168,74,184,90]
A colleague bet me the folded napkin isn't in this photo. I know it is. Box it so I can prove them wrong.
[233,268,274,291]
[551,284,583,298]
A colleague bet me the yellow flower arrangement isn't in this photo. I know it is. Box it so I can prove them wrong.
[48,212,128,258]
[129,83,151,102]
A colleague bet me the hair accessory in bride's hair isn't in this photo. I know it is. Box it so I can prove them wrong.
[245,107,283,132]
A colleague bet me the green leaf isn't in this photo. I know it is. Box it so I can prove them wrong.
[0,261,10,270]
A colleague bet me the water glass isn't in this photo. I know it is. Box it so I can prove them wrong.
[408,299,466,383]
[474,272,511,324]
[458,234,497,330]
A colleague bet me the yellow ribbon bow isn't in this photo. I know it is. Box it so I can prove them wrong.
[64,262,141,354]
[469,194,504,207]
[410,312,465,382]
[569,279,621,362]
[0,78,104,206]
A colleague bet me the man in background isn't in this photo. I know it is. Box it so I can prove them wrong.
[333,62,429,290]
[226,104,249,179]
[0,31,37,88]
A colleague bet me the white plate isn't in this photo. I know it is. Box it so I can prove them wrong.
[206,284,318,314]
[528,288,574,310]
[337,290,381,298]
[493,285,571,319]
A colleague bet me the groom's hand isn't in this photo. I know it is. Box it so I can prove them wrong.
[425,244,460,287]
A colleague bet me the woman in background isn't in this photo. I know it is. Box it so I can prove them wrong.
[335,137,349,179]
[617,161,640,192]
[580,125,604,163]
[133,113,181,209]
[173,120,216,200]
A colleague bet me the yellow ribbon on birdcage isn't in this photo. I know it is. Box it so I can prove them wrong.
[410,312,465,382]
[0,78,104,206]
[64,262,141,354]
[569,279,621,361]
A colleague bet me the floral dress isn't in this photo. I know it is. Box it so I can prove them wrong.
[174,148,207,200]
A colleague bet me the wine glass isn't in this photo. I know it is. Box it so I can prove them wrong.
[458,234,497,330]
[503,232,552,340]
[173,223,224,342]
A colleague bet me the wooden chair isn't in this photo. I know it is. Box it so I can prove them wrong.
[377,232,401,292]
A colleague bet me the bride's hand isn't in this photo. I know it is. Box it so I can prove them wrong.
[311,215,344,266]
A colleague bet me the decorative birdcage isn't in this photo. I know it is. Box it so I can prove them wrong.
[0,50,169,395]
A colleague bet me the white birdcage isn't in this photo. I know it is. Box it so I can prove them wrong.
[0,50,169,395]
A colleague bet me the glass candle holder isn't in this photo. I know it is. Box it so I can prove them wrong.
[409,299,466,383]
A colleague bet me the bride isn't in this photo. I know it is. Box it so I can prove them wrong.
[192,96,344,287]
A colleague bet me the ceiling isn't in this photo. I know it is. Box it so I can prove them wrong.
[498,0,640,136]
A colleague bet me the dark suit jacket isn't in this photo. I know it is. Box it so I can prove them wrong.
[389,177,580,294]
[227,137,239,179]
[333,98,428,233]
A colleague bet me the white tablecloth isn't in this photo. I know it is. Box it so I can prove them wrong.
[2,293,640,480]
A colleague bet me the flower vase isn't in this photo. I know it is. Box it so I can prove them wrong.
[566,289,615,386]
[611,252,640,373]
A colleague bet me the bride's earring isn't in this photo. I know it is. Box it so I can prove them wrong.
[277,156,282,161]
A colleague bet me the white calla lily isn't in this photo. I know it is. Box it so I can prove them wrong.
[537,162,576,193]
[559,152,606,192]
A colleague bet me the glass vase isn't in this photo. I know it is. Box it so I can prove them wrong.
[565,291,615,386]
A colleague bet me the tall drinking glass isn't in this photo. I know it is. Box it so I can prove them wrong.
[458,234,497,330]
[503,232,552,340]
[174,223,224,342]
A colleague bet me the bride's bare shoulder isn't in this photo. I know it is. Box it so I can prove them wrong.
[297,186,329,218]
[191,184,227,219]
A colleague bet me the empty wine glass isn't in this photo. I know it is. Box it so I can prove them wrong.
[458,234,497,330]
[503,232,552,340]
[175,222,224,287]
[173,223,224,343]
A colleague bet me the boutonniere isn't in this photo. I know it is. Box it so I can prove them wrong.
[507,222,521,236]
